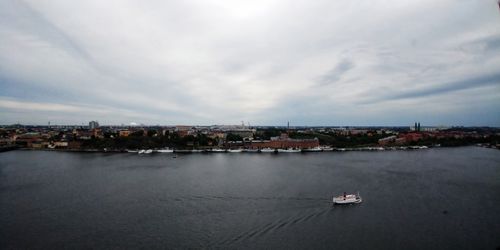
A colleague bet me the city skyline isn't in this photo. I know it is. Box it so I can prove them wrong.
[0,120,495,128]
[1,0,500,126]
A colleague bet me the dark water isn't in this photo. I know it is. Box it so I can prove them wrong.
[1,147,499,249]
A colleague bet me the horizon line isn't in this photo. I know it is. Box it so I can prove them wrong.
[1,123,498,128]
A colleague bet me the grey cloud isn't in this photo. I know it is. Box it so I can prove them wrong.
[0,0,92,65]
[477,35,500,51]
[363,72,500,104]
[1,0,499,126]
[318,59,354,85]
[458,34,500,54]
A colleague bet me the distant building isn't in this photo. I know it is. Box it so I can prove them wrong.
[92,128,103,138]
[410,122,421,132]
[401,132,423,142]
[378,135,397,146]
[68,141,83,150]
[119,130,130,137]
[175,126,193,137]
[89,121,99,130]
[225,129,255,139]
[249,133,319,149]
[54,141,68,148]
[208,131,225,140]
[14,133,40,147]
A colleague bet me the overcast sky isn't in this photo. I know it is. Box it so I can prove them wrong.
[1,0,499,126]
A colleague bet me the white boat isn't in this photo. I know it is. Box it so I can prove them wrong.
[243,149,260,153]
[127,149,139,153]
[320,146,334,151]
[333,192,362,205]
[260,148,276,153]
[302,147,323,152]
[144,149,153,154]
[156,148,174,153]
[138,149,146,154]
[211,148,227,153]
[228,149,243,153]
[277,148,301,153]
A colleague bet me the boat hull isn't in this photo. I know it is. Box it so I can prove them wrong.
[277,149,301,153]
[243,149,259,153]
[211,149,227,153]
[302,147,323,152]
[156,149,174,153]
[260,148,276,153]
[333,198,362,204]
[333,194,362,205]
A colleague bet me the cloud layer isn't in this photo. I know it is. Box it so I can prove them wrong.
[1,0,499,126]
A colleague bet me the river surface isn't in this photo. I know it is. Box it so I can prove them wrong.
[1,147,499,249]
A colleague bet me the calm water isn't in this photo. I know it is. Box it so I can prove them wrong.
[1,147,499,249]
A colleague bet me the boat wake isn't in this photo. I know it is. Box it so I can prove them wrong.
[160,194,329,202]
[158,194,334,248]
[212,207,331,248]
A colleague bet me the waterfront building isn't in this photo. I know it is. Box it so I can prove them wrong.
[401,132,423,142]
[249,133,319,149]
[378,135,397,146]
[14,132,40,147]
[68,141,83,150]
[54,141,69,148]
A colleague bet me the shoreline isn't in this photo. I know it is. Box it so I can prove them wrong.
[11,144,498,154]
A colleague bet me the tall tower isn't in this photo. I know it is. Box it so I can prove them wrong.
[89,121,99,130]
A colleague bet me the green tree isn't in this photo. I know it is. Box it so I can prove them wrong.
[147,129,157,137]
[226,133,243,141]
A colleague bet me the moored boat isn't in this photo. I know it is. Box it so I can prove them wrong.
[156,148,174,153]
[228,149,243,153]
[260,148,276,153]
[277,148,301,153]
[211,148,227,153]
[301,147,323,152]
[243,148,260,153]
